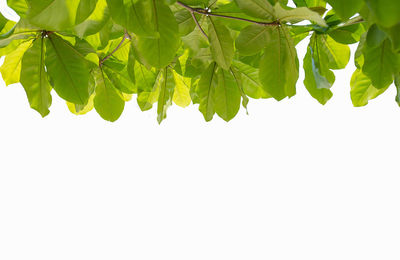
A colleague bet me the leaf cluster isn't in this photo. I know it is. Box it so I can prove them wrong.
[0,0,399,123]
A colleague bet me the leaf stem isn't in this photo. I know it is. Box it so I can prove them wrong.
[100,33,129,66]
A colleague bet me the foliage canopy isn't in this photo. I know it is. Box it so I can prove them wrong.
[0,0,399,123]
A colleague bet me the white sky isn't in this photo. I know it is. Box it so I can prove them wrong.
[0,2,399,260]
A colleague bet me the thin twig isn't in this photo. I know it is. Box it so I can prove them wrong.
[177,1,208,39]
[191,12,208,39]
[176,1,280,26]
[100,35,128,66]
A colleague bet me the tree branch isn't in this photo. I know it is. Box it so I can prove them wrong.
[100,34,129,66]
[176,1,280,27]
[177,1,209,39]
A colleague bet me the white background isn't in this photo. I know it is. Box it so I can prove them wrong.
[0,1,400,260]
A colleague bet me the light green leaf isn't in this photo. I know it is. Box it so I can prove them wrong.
[214,68,241,122]
[137,0,180,68]
[26,0,98,31]
[45,34,90,104]
[350,69,388,107]
[67,94,95,115]
[7,0,28,17]
[137,71,162,111]
[103,58,136,94]
[0,39,33,86]
[274,3,327,27]
[93,68,125,122]
[157,68,175,124]
[75,0,110,38]
[20,37,52,117]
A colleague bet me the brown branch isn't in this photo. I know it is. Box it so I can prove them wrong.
[176,1,280,27]
[100,34,128,66]
[177,1,209,39]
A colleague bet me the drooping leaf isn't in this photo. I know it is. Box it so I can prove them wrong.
[172,70,191,108]
[137,0,180,68]
[259,26,299,101]
[365,0,400,28]
[303,45,333,105]
[362,38,400,89]
[207,17,234,70]
[7,0,29,17]
[214,68,241,122]
[326,0,363,20]
[157,68,175,124]
[350,69,388,107]
[75,0,110,38]
[274,3,327,27]
[93,67,125,122]
[234,0,275,21]
[0,39,33,86]
[20,37,52,117]
[25,0,98,31]
[45,34,90,104]
[231,60,270,99]
[197,62,217,121]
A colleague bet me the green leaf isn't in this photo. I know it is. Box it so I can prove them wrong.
[318,35,350,70]
[105,0,127,27]
[26,0,98,31]
[75,0,110,38]
[137,71,161,111]
[45,34,90,104]
[235,24,271,56]
[67,95,95,115]
[303,45,333,105]
[126,0,156,37]
[157,68,175,124]
[326,0,363,20]
[172,70,191,108]
[230,67,250,112]
[137,0,180,68]
[259,26,299,101]
[197,62,217,121]
[175,9,196,36]
[395,73,400,106]
[207,17,234,70]
[0,39,33,86]
[234,0,275,21]
[328,23,365,44]
[362,39,400,89]
[365,0,400,28]
[274,3,327,27]
[7,0,29,17]
[93,68,125,122]
[350,69,388,107]
[214,68,241,122]
[293,0,326,8]
[103,58,136,94]
[231,60,270,99]
[20,37,52,117]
